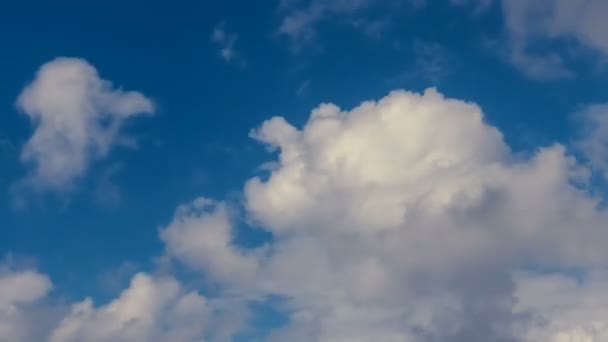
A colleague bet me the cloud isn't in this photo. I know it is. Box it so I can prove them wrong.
[460,0,608,79]
[0,268,54,341]
[574,103,608,177]
[9,88,608,340]
[15,57,154,194]
[388,41,454,85]
[278,0,423,50]
[211,23,239,63]
[161,88,608,340]
[0,266,246,342]
[49,273,211,342]
[92,164,124,208]
[516,270,608,341]
[161,198,260,285]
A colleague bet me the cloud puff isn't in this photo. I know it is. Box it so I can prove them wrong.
[162,88,608,340]
[16,57,154,194]
[49,273,211,342]
[161,198,260,284]
[0,267,244,342]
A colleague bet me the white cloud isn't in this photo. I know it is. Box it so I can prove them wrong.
[49,273,211,342]
[161,88,608,340]
[9,87,608,340]
[211,23,239,63]
[161,198,260,285]
[16,57,154,194]
[0,267,246,342]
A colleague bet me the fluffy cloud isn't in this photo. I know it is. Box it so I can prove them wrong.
[162,88,608,340]
[161,198,260,284]
[16,58,154,193]
[0,268,243,342]
[49,273,211,342]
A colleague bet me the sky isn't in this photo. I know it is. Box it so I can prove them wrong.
[2,0,608,341]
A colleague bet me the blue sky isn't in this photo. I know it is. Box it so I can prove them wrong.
[2,0,608,341]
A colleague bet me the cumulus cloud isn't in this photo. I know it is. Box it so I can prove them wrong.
[161,88,608,340]
[49,273,211,342]
[16,57,154,194]
[0,266,245,342]
[9,87,608,340]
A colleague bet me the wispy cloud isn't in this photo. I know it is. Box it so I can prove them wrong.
[277,0,424,51]
[211,22,240,63]
[458,0,608,80]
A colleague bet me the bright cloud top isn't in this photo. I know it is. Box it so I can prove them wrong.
[16,58,154,193]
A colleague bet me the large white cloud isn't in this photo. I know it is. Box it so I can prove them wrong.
[161,88,608,341]
[161,198,260,285]
[16,58,154,193]
[8,87,608,340]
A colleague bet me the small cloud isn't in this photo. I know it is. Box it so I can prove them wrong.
[386,41,455,86]
[413,41,453,83]
[296,79,311,97]
[92,164,123,209]
[277,0,423,52]
[211,22,240,63]
[13,57,155,201]
[97,261,139,293]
